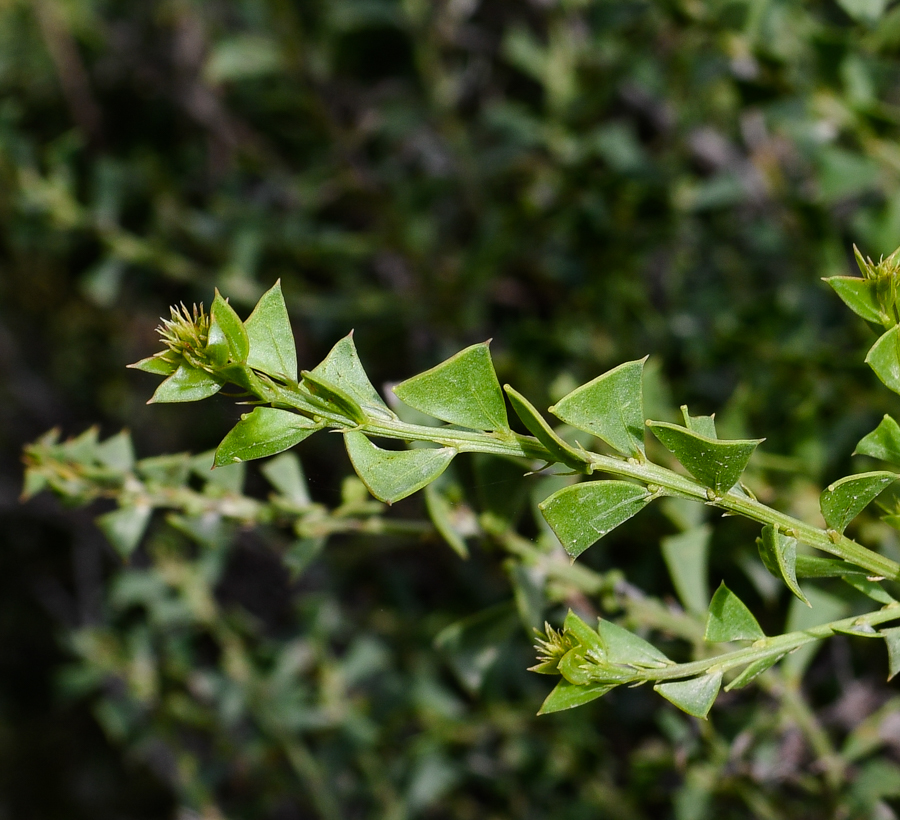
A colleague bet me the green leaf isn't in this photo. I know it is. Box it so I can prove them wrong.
[392,342,509,431]
[127,354,178,376]
[148,364,223,403]
[504,385,590,469]
[564,610,606,659]
[843,576,896,604]
[537,678,617,715]
[549,358,646,458]
[704,583,765,642]
[820,471,896,533]
[724,653,785,691]
[758,525,809,605]
[647,421,762,495]
[661,525,710,615]
[835,0,888,25]
[788,554,871,578]
[261,452,311,505]
[782,588,849,681]
[301,370,366,423]
[192,450,245,493]
[866,325,900,394]
[681,405,716,439]
[309,333,394,421]
[881,626,900,681]
[539,480,651,558]
[214,407,320,467]
[344,432,455,504]
[96,504,152,558]
[558,648,597,685]
[855,415,900,465]
[425,485,470,559]
[244,280,297,380]
[95,430,135,471]
[825,275,886,325]
[208,289,249,365]
[654,670,723,719]
[596,619,671,668]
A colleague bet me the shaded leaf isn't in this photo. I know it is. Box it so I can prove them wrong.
[724,653,785,691]
[825,275,886,325]
[654,670,723,719]
[215,407,320,467]
[301,370,366,423]
[537,678,617,715]
[549,358,646,458]
[820,471,896,533]
[344,432,455,503]
[596,619,671,668]
[392,342,509,431]
[504,385,590,468]
[647,421,762,495]
[791,554,871,578]
[855,415,900,465]
[681,405,716,439]
[208,289,249,365]
[661,525,710,615]
[96,430,135,471]
[261,452,311,506]
[783,588,849,681]
[149,364,223,404]
[539,480,651,558]
[705,583,765,642]
[881,626,900,681]
[192,451,245,493]
[128,354,177,376]
[866,325,900,394]
[310,334,394,420]
[843,576,896,604]
[425,485,470,559]
[96,504,152,558]
[244,280,297,380]
[758,525,808,605]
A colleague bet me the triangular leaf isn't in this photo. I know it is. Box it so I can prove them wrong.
[843,576,896,604]
[661,525,710,615]
[392,342,509,431]
[855,415,900,465]
[425,485,470,559]
[537,678,617,715]
[782,588,849,681]
[538,480,651,558]
[549,358,646,458]
[96,430,135,471]
[646,421,762,495]
[866,325,900,394]
[96,504,152,558]
[128,354,178,376]
[208,289,249,365]
[820,471,896,533]
[705,583,765,642]
[825,275,886,325]
[214,407,320,467]
[596,619,671,668]
[724,653,784,691]
[881,626,900,681]
[654,670,723,719]
[148,364,223,404]
[681,405,717,439]
[759,525,809,605]
[504,385,590,469]
[344,432,455,504]
[244,280,298,380]
[261,452,311,505]
[309,334,395,421]
[564,610,606,660]
[301,370,366,423]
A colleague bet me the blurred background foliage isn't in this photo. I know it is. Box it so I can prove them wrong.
[6,0,900,817]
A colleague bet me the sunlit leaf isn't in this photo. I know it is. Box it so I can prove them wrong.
[127,354,177,376]
[646,421,762,494]
[596,619,671,668]
[654,670,722,719]
[825,275,885,325]
[681,405,716,439]
[344,432,455,503]
[148,364,223,404]
[881,626,900,681]
[208,289,249,365]
[661,524,710,615]
[504,385,590,468]
[549,358,646,458]
[564,610,606,659]
[866,325,900,394]
[96,504,152,558]
[214,407,320,467]
[392,342,509,431]
[244,280,297,380]
[301,370,366,423]
[537,678,617,715]
[820,471,896,533]
[310,333,395,420]
[758,525,809,605]
[558,648,595,685]
[855,415,900,465]
[704,583,765,642]
[539,480,651,558]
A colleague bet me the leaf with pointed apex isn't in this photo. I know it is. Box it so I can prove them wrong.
[244,280,297,380]
[504,385,590,469]
[724,653,784,691]
[538,678,617,715]
[661,525,710,615]
[759,525,808,605]
[647,422,762,495]
[301,370,366,423]
[392,343,509,431]
[825,275,886,325]
[855,416,900,465]
[820,471,896,533]
[425,485,470,559]
[866,325,900,394]
[549,358,646,458]
[654,670,722,719]
[558,648,597,685]
[261,452,311,506]
[681,405,717,439]
[564,610,606,660]
[705,583,765,642]
[128,355,178,376]
[208,289,249,365]
[214,408,320,467]
[96,504,152,558]
[310,334,394,421]
[597,619,671,668]
[843,576,896,604]
[149,364,223,404]
[881,626,900,681]
[539,480,651,558]
[344,432,455,504]
[96,430,135,471]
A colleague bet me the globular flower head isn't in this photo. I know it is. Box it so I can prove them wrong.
[156,303,211,369]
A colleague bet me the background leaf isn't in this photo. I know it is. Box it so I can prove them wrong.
[661,525,711,615]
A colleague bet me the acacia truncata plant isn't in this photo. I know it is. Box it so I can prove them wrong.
[120,252,900,719]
